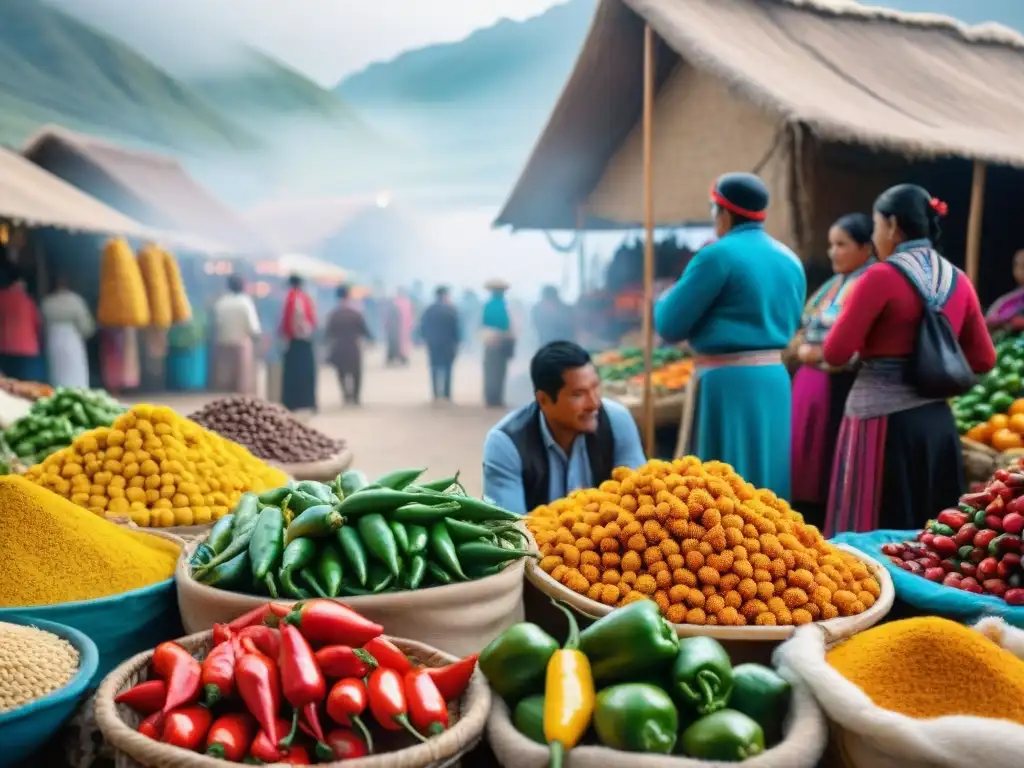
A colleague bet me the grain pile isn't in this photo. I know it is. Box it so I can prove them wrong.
[23,404,287,527]
[526,456,880,626]
[0,622,80,712]
[189,396,344,464]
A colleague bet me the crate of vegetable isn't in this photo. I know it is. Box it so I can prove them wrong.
[3,387,125,463]
[485,599,827,768]
[177,469,534,657]
[94,602,490,767]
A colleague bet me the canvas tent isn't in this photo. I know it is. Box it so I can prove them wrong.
[496,0,1024,297]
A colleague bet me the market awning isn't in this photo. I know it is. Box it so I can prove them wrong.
[496,0,1024,231]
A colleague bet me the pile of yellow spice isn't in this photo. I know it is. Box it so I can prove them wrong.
[24,404,287,527]
[0,475,180,607]
[526,457,880,626]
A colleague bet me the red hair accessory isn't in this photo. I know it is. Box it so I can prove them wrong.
[929,197,948,217]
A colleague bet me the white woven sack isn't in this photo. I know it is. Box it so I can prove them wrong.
[176,537,525,658]
[486,676,827,768]
[774,617,1024,768]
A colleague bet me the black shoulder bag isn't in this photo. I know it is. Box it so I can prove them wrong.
[889,251,976,399]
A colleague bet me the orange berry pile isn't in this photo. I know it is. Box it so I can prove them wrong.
[526,457,880,626]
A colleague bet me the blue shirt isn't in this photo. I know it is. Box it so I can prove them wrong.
[482,398,646,513]
[482,295,511,331]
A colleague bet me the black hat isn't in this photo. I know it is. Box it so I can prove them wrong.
[711,172,769,221]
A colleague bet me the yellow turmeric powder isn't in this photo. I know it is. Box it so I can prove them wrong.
[827,616,1024,722]
[0,475,180,607]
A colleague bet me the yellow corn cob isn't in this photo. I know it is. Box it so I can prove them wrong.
[162,248,192,324]
[138,244,173,328]
[97,238,151,327]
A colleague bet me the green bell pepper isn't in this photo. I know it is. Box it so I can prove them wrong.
[680,709,764,762]
[593,684,678,754]
[578,598,680,684]
[728,664,791,746]
[512,694,546,745]
[672,636,734,716]
[479,622,559,704]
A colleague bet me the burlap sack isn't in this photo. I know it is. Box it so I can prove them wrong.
[270,448,354,483]
[95,630,490,768]
[176,538,525,658]
[525,544,893,643]
[776,618,1024,768]
[961,437,998,484]
[486,678,827,768]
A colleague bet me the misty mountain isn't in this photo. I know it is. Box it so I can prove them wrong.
[0,0,258,153]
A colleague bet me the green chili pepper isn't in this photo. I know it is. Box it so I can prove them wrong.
[264,571,280,599]
[279,537,318,598]
[389,520,410,554]
[728,664,791,746]
[367,561,395,593]
[294,480,335,502]
[282,491,325,516]
[407,524,429,554]
[357,513,402,578]
[456,541,536,568]
[444,518,501,544]
[425,561,454,585]
[390,500,462,524]
[579,599,681,684]
[299,568,327,598]
[513,694,546,745]
[930,523,955,537]
[249,505,285,593]
[315,541,345,597]
[680,709,764,761]
[672,637,734,716]
[194,495,260,574]
[337,526,368,586]
[284,504,343,545]
[405,555,427,590]
[418,472,460,492]
[189,543,215,569]
[196,551,251,590]
[336,488,437,517]
[497,527,529,549]
[337,469,370,496]
[373,467,426,490]
[429,520,468,580]
[479,622,559,703]
[257,485,294,507]
[464,562,509,579]
[206,514,235,555]
[593,683,678,754]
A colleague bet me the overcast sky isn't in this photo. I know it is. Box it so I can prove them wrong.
[57,0,564,84]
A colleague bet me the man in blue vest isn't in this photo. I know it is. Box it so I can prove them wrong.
[482,341,646,514]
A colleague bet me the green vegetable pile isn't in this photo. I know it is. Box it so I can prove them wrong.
[954,330,1024,434]
[596,346,686,382]
[190,467,535,599]
[483,600,791,762]
[2,387,126,464]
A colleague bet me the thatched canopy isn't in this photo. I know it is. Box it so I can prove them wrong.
[496,0,1024,234]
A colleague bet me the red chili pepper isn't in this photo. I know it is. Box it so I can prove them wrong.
[205,712,257,761]
[278,623,329,754]
[229,603,284,632]
[975,529,999,550]
[1006,588,1024,605]
[161,705,213,751]
[367,666,427,742]
[1003,513,1024,536]
[249,718,307,763]
[987,497,1006,516]
[238,625,281,659]
[326,677,375,752]
[212,623,233,646]
[994,469,1012,483]
[362,636,412,674]
[936,510,968,530]
[315,645,375,679]
[954,523,979,547]
[152,642,202,716]
[115,679,166,714]
[235,648,282,748]
[404,668,449,735]
[200,637,236,707]
[425,654,478,701]
[326,728,370,759]
[282,599,383,647]
[138,711,163,740]
[1008,495,1024,515]
[930,535,957,558]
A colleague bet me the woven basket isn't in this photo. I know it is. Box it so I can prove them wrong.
[269,449,353,483]
[95,631,491,768]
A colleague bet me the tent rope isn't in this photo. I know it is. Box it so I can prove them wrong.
[543,230,580,253]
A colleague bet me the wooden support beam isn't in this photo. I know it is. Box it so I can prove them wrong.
[641,23,656,456]
[965,160,987,285]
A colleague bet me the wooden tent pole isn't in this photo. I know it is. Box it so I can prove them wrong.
[641,23,656,456]
[965,160,987,286]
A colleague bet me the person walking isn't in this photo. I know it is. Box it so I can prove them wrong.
[212,275,260,394]
[279,274,318,413]
[40,275,95,389]
[324,284,372,406]
[532,285,576,347]
[0,263,42,381]
[481,280,514,408]
[419,286,461,402]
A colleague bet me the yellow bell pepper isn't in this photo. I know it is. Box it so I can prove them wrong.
[544,601,595,768]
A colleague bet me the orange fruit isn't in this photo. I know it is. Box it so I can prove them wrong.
[991,414,1010,431]
[1010,399,1024,417]
[991,428,1024,452]
[1010,414,1024,434]
[966,424,992,444]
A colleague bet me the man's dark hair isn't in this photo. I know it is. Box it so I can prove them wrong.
[227,275,244,293]
[287,274,303,288]
[435,285,449,300]
[531,341,592,402]
[337,284,350,300]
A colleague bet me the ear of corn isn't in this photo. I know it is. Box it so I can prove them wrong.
[138,244,173,328]
[97,238,150,328]
[162,248,192,324]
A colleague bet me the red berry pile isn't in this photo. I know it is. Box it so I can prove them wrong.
[881,467,1024,605]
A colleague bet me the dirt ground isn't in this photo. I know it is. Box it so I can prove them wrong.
[134,349,531,496]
